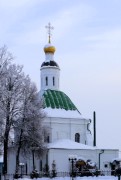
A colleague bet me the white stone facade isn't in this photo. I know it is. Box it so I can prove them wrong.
[40,66,60,94]
[43,116,93,145]
[48,148,119,173]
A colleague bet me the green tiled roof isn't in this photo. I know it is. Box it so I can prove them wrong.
[42,89,79,111]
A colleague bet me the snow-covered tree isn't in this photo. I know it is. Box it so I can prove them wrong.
[0,46,12,139]
[0,46,47,174]
[0,46,12,79]
[14,77,46,174]
[0,46,18,173]
[0,60,25,174]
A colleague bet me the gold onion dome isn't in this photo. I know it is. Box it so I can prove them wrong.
[44,43,56,54]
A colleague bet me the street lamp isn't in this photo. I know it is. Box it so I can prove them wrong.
[19,163,24,178]
[68,155,77,180]
[51,160,56,177]
[32,148,35,170]
[31,147,39,170]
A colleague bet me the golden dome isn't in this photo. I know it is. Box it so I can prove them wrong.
[44,43,56,54]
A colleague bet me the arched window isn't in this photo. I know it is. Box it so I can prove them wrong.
[75,133,80,143]
[40,160,42,171]
[53,77,55,86]
[44,136,49,143]
[45,77,48,86]
[47,136,49,143]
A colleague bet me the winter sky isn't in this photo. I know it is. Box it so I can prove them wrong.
[0,0,121,152]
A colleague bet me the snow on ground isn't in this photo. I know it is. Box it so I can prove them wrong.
[6,177,118,180]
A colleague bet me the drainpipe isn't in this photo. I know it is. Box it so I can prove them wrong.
[99,150,104,169]
[87,119,92,134]
[93,111,96,146]
[85,119,91,145]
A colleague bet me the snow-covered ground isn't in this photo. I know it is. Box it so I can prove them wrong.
[2,176,119,180]
[32,177,117,180]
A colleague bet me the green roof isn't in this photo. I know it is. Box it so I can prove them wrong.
[42,89,79,111]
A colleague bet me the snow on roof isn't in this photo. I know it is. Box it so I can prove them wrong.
[96,145,119,150]
[44,107,82,118]
[48,139,96,150]
[48,139,118,151]
[87,160,96,167]
[111,158,121,163]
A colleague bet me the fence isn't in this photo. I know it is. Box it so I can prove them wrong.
[0,170,119,180]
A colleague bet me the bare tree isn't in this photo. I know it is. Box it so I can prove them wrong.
[14,77,46,174]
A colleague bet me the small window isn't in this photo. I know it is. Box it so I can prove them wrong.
[40,160,42,171]
[45,77,48,86]
[44,136,49,143]
[47,136,49,143]
[53,77,55,86]
[75,133,80,143]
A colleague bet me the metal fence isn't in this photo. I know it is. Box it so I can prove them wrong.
[0,170,119,180]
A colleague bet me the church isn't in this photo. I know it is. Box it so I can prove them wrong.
[8,24,119,175]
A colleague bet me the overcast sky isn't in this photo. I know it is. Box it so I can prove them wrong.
[0,0,121,152]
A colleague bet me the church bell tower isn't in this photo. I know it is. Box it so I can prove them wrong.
[40,23,60,94]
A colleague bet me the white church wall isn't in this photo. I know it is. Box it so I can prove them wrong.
[86,133,93,146]
[8,147,119,174]
[8,147,33,174]
[51,119,70,142]
[96,149,119,170]
[48,148,97,172]
[8,147,47,174]
[43,117,90,145]
[70,119,86,144]
[8,148,16,174]
[48,148,119,173]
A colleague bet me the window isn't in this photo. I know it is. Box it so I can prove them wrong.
[44,135,49,143]
[47,136,49,143]
[75,133,80,143]
[45,77,48,86]
[40,160,42,171]
[53,77,55,86]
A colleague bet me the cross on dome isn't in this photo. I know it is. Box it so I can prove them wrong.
[44,22,56,54]
[45,22,54,43]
